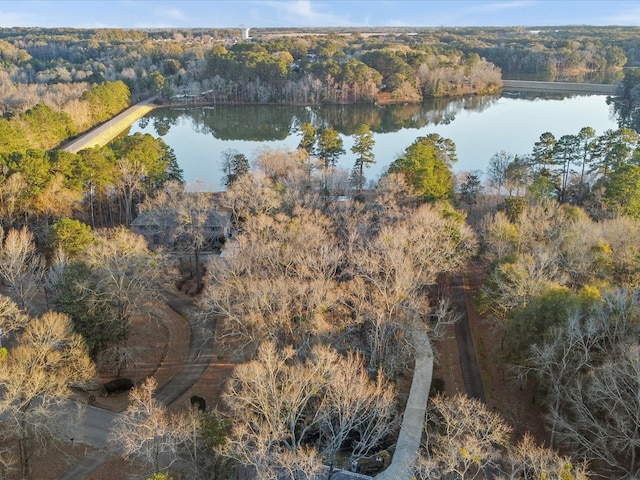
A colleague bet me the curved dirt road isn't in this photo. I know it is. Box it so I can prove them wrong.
[58,296,211,479]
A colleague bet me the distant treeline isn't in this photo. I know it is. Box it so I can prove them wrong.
[0,25,635,114]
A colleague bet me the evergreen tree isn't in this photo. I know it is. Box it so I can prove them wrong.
[316,127,345,193]
[350,123,375,194]
[221,149,250,187]
[459,172,483,205]
[388,134,456,201]
[609,67,640,133]
[604,163,640,218]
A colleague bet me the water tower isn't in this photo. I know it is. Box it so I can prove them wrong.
[240,24,251,41]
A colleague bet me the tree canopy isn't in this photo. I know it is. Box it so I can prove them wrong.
[388,134,456,201]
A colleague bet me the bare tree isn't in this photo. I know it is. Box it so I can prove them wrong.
[173,188,218,293]
[204,196,476,375]
[42,247,69,309]
[479,203,586,322]
[350,203,477,375]
[414,396,589,480]
[83,227,167,329]
[223,171,282,222]
[82,227,169,373]
[600,216,640,286]
[557,210,610,287]
[253,146,307,184]
[200,208,344,357]
[480,204,640,321]
[525,289,640,478]
[502,433,590,480]
[0,227,45,314]
[478,211,518,265]
[315,347,397,466]
[220,148,249,187]
[0,294,30,342]
[170,408,230,480]
[0,311,95,479]
[138,180,225,291]
[416,393,511,480]
[110,377,184,476]
[480,245,567,322]
[222,342,325,480]
[0,173,30,226]
[222,341,397,480]
[116,157,146,225]
[487,151,513,195]
[252,146,322,213]
[136,180,185,249]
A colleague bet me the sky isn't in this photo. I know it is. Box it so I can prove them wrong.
[2,0,640,29]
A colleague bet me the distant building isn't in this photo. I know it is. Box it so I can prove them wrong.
[131,208,232,250]
[241,26,251,41]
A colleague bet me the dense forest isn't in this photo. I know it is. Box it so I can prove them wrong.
[3,25,640,480]
[0,25,637,112]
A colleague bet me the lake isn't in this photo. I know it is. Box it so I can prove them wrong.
[129,92,619,191]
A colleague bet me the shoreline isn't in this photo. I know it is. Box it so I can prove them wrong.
[59,81,618,153]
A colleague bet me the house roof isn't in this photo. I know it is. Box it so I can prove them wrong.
[131,208,231,229]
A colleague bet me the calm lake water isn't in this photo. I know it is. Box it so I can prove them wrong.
[130,92,619,191]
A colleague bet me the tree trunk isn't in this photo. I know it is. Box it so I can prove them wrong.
[19,436,30,480]
[19,410,30,480]
[194,243,201,293]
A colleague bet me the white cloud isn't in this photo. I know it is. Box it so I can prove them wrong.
[603,5,640,25]
[479,0,537,11]
[0,10,43,28]
[263,0,353,26]
[153,6,186,21]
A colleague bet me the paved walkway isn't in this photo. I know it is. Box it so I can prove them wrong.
[60,97,157,153]
[58,272,489,480]
[58,306,434,480]
[375,327,433,480]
